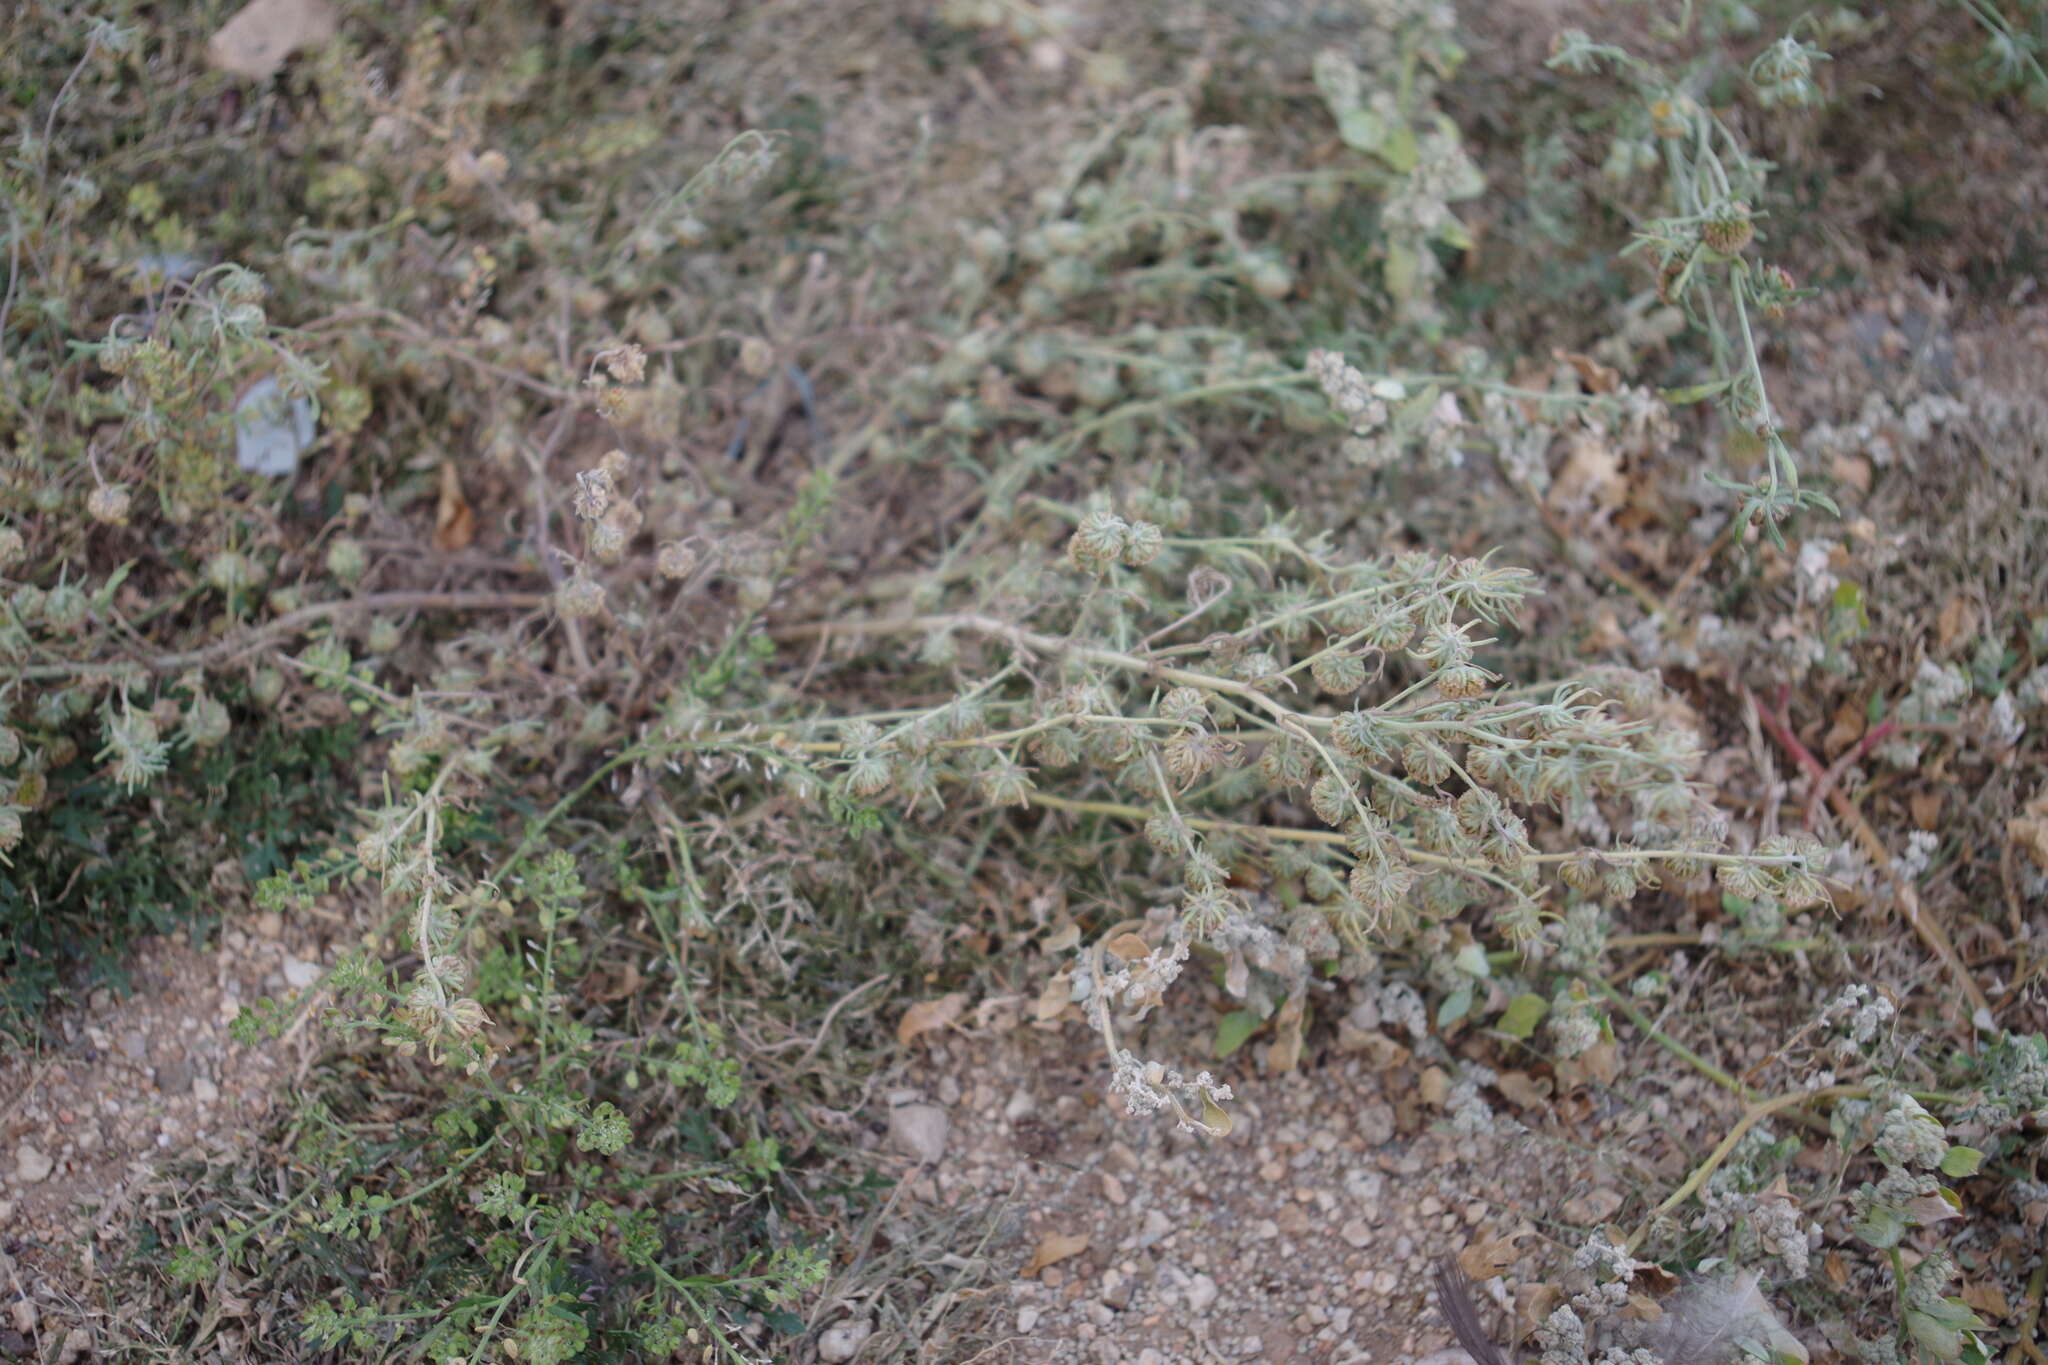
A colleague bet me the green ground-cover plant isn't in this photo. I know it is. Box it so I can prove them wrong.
[4,1,2045,1362]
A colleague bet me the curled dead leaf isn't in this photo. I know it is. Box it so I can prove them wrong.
[434,461,476,552]
[1515,1282,1559,1342]
[1103,931,1150,962]
[895,992,965,1047]
[1960,1280,2009,1320]
[1040,922,1081,953]
[1419,1065,1449,1107]
[1021,1230,1089,1277]
[1267,991,1307,1074]
[2009,789,2048,871]
[1494,1069,1552,1109]
[1456,1231,1524,1281]
[1557,349,1620,395]
[207,0,339,80]
[1032,971,1073,1024]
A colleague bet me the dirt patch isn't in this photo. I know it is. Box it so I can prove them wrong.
[813,1014,1647,1365]
[0,915,338,1358]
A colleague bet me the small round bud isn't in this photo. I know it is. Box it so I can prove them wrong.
[571,468,615,522]
[588,519,628,564]
[555,575,607,619]
[967,225,1008,265]
[941,398,979,435]
[1434,663,1490,699]
[1561,851,1600,892]
[1120,520,1164,567]
[218,266,268,306]
[738,336,774,378]
[250,668,285,709]
[656,542,699,580]
[599,344,646,385]
[221,302,267,336]
[204,550,257,593]
[326,538,368,585]
[1701,201,1754,254]
[184,694,231,748]
[1077,363,1121,407]
[1242,253,1294,300]
[0,527,24,570]
[87,484,133,526]
[42,583,88,632]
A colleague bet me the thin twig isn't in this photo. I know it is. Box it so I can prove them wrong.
[1665,513,1741,607]
[1625,1087,1832,1254]
[1746,686,1993,1023]
[1803,718,1897,832]
[2011,1231,2048,1365]
[13,590,548,681]
[1622,1082,1961,1256]
[1581,973,1762,1106]
[745,974,890,1071]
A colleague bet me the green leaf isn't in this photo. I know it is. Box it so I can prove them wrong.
[1850,1200,1909,1249]
[93,560,139,608]
[1659,379,1734,405]
[1938,1145,1983,1178]
[1452,942,1490,978]
[1384,243,1420,303]
[1377,123,1420,173]
[1337,107,1385,153]
[1436,983,1474,1028]
[1214,1009,1263,1059]
[1497,993,1549,1040]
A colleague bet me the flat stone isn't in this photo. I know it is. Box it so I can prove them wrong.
[157,1059,193,1094]
[15,1142,54,1184]
[1561,1186,1624,1226]
[888,1103,950,1164]
[817,1318,873,1363]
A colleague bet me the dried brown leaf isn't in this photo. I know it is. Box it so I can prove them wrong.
[1022,1230,1089,1277]
[1558,349,1621,394]
[1033,972,1073,1024]
[433,461,476,552]
[1419,1065,1449,1107]
[1455,1232,1523,1282]
[1495,1070,1552,1109]
[207,0,339,80]
[1103,932,1150,962]
[1960,1280,2009,1320]
[896,992,966,1047]
[1267,991,1307,1074]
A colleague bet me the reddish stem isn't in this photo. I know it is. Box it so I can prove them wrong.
[1803,718,1900,832]
[1747,686,1826,782]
